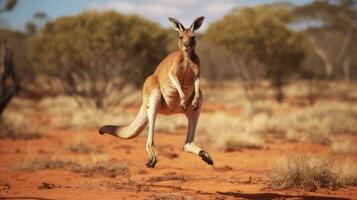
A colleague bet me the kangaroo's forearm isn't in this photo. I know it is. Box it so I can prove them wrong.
[194,78,200,98]
[169,74,185,98]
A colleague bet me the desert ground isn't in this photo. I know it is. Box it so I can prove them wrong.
[0,82,357,200]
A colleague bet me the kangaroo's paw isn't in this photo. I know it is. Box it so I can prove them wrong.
[146,157,158,168]
[199,150,214,166]
[180,96,187,111]
[192,98,199,111]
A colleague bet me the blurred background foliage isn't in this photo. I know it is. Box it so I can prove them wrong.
[27,11,172,108]
[0,0,356,109]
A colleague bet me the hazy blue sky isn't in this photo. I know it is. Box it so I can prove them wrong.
[0,0,312,31]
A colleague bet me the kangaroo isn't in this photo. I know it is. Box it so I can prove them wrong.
[99,16,213,168]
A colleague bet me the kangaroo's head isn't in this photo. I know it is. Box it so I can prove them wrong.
[168,16,204,54]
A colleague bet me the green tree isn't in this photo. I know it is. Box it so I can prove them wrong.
[26,11,49,35]
[0,0,17,14]
[29,11,171,108]
[295,0,357,81]
[205,5,305,102]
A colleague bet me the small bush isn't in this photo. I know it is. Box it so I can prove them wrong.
[16,154,128,178]
[150,192,192,200]
[331,139,357,154]
[269,155,357,191]
[202,132,264,152]
[38,95,136,130]
[245,102,357,144]
[66,133,99,154]
[198,112,264,151]
[0,112,41,140]
[17,156,73,171]
[335,161,357,186]
[71,161,129,178]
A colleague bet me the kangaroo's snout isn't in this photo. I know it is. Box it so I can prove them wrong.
[183,41,191,47]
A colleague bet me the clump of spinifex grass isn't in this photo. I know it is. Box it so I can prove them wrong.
[66,132,100,154]
[269,155,357,191]
[0,112,41,140]
[16,155,129,178]
[198,112,264,151]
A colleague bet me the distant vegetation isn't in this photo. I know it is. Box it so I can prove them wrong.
[28,11,172,108]
[0,0,355,109]
[205,5,305,102]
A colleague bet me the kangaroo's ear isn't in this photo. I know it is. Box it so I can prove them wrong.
[190,16,204,32]
[168,17,185,33]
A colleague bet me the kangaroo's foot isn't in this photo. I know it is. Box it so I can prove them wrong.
[146,156,158,168]
[199,150,214,165]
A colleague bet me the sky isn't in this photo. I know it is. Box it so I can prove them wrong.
[0,0,313,32]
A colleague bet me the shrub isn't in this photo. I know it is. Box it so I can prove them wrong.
[16,154,129,178]
[28,11,171,108]
[0,111,41,140]
[269,155,357,191]
[71,161,129,178]
[331,139,357,154]
[66,132,99,154]
[17,156,73,171]
[198,112,264,151]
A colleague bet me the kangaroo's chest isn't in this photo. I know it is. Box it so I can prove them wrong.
[177,62,196,88]
[160,61,199,111]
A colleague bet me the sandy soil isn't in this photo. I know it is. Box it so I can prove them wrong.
[0,104,357,200]
[1,128,357,200]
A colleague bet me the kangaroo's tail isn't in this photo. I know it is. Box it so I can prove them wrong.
[99,105,148,139]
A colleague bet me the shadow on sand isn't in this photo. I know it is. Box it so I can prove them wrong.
[0,197,56,200]
[217,191,351,200]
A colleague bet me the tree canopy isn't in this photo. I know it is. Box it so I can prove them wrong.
[205,5,305,101]
[29,11,171,86]
[28,11,172,108]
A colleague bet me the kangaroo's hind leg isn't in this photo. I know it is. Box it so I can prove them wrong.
[143,76,161,168]
[183,90,213,165]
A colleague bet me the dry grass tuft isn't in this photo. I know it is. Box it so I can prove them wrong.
[16,154,129,178]
[334,161,357,186]
[37,95,136,130]
[0,112,41,140]
[198,112,264,151]
[155,115,187,133]
[331,139,357,154]
[66,133,100,154]
[239,101,357,144]
[71,161,129,178]
[146,175,187,183]
[269,155,357,191]
[204,132,264,152]
[17,156,73,171]
[150,192,193,200]
[67,143,97,154]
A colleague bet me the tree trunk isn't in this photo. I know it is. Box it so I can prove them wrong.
[342,59,350,83]
[0,44,20,117]
[309,37,334,79]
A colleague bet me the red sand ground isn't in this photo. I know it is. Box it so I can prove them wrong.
[1,100,357,200]
[0,128,357,200]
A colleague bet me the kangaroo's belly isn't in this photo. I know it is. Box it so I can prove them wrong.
[159,82,194,114]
